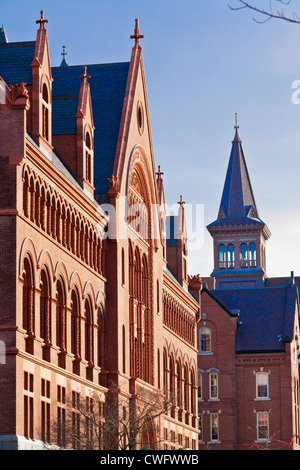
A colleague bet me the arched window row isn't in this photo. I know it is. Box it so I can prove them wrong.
[21,255,106,378]
[163,349,197,427]
[162,291,195,347]
[128,241,153,384]
[240,242,257,268]
[22,169,105,276]
[218,242,257,269]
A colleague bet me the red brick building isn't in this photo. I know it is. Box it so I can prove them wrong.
[198,123,300,450]
[0,13,200,450]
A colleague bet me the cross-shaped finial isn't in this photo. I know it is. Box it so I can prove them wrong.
[80,66,91,83]
[130,18,144,46]
[36,10,48,30]
[156,165,164,180]
[61,45,67,59]
[178,195,185,207]
[234,112,239,130]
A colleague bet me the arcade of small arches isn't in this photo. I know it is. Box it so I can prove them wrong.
[163,291,195,347]
[218,241,257,269]
[163,347,197,428]
[22,166,105,276]
[20,248,105,381]
[128,239,153,385]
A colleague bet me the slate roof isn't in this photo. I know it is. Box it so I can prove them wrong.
[51,63,130,196]
[0,37,130,197]
[208,127,265,230]
[0,41,35,85]
[211,285,298,353]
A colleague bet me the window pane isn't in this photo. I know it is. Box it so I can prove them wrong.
[200,327,211,352]
[257,372,268,398]
[257,412,269,440]
[210,373,218,398]
[211,413,219,440]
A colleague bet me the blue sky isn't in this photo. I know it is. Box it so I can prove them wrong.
[2,0,300,279]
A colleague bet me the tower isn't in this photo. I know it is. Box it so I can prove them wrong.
[207,117,271,289]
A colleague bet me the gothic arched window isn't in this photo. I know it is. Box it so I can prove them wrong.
[84,297,94,365]
[42,83,49,141]
[71,288,80,360]
[40,267,51,354]
[56,278,67,368]
[23,256,35,354]
[85,132,92,184]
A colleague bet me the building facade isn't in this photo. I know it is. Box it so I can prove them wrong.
[198,123,300,450]
[0,13,200,450]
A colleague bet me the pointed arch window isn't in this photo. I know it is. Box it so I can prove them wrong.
[219,244,226,269]
[71,288,81,361]
[85,132,92,184]
[42,83,50,141]
[84,297,94,366]
[23,256,35,354]
[40,268,51,360]
[56,278,67,368]
[250,243,256,267]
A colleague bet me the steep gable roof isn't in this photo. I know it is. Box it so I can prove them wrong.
[212,285,298,353]
[208,125,267,231]
[51,62,129,197]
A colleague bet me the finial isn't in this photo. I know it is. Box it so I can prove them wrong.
[234,112,239,130]
[60,45,68,67]
[130,18,144,46]
[178,195,185,207]
[36,10,48,30]
[156,165,164,181]
[80,66,91,83]
[232,112,242,143]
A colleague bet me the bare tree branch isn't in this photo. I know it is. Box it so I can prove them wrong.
[229,0,300,24]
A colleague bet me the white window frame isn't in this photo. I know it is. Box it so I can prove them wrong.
[198,370,203,400]
[255,371,269,400]
[199,326,211,354]
[210,412,220,442]
[209,372,218,400]
[256,411,269,442]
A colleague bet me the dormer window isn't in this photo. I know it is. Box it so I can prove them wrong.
[42,83,49,141]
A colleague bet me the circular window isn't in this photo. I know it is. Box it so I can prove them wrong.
[137,101,144,135]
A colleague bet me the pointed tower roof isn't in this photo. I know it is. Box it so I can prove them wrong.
[0,25,8,44]
[208,116,265,229]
